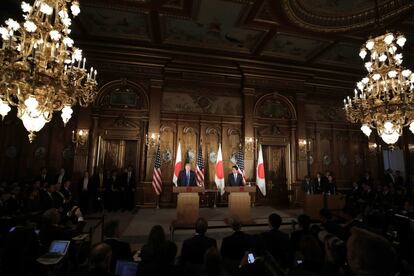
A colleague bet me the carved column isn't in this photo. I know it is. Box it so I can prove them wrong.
[87,115,99,174]
[145,79,163,181]
[243,87,255,181]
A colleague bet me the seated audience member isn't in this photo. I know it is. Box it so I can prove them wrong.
[1,224,41,276]
[204,247,228,276]
[40,183,57,210]
[61,180,73,211]
[347,227,397,276]
[38,207,86,249]
[79,170,91,214]
[221,216,252,275]
[290,214,311,253]
[138,225,177,276]
[88,243,116,276]
[53,181,65,210]
[260,213,291,268]
[26,181,41,212]
[289,234,324,276]
[320,209,345,239]
[103,220,133,272]
[181,217,217,266]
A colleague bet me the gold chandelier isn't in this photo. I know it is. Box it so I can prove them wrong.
[0,0,97,142]
[344,32,414,145]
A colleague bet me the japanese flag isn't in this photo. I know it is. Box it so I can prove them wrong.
[215,144,225,195]
[173,141,182,186]
[256,144,266,196]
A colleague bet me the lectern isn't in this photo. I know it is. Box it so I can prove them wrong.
[173,186,204,226]
[304,194,324,220]
[225,186,256,223]
[304,194,345,220]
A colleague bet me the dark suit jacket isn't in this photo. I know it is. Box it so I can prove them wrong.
[220,231,252,261]
[104,238,133,272]
[260,229,291,267]
[314,177,327,194]
[177,170,196,186]
[180,234,217,265]
[39,190,55,210]
[122,172,136,191]
[301,179,315,194]
[227,173,244,187]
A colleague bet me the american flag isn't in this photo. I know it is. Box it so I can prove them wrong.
[196,143,204,187]
[236,144,246,184]
[152,145,162,195]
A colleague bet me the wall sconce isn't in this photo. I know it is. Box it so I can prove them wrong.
[72,129,89,147]
[244,136,257,152]
[298,138,311,154]
[146,132,160,147]
[408,144,414,152]
[368,142,378,151]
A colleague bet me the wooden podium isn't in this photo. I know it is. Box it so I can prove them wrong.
[225,186,256,224]
[304,194,346,220]
[304,194,324,220]
[173,186,204,226]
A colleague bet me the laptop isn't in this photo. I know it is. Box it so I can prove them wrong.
[37,240,70,265]
[115,260,138,276]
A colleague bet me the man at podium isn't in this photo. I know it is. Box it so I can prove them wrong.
[227,165,244,186]
[177,163,196,187]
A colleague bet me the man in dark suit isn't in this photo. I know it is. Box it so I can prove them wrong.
[181,217,217,265]
[177,163,196,187]
[301,175,315,194]
[221,216,251,261]
[36,167,51,184]
[55,168,69,185]
[103,220,133,273]
[227,165,244,187]
[121,165,136,210]
[290,214,311,253]
[260,213,291,268]
[314,172,327,194]
[40,183,56,210]
[79,170,91,214]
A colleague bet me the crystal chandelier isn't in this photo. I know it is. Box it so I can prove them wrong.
[344,32,414,145]
[0,0,97,142]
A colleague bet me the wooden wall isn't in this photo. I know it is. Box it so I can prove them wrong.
[1,50,412,207]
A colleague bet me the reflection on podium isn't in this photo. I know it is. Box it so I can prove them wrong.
[225,186,256,224]
[173,186,204,226]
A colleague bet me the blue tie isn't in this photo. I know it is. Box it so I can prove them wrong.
[186,172,190,186]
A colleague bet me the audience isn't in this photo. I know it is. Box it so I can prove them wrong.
[0,168,414,276]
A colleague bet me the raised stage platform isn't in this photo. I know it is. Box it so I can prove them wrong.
[95,206,303,251]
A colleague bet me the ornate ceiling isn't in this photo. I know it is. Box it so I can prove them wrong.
[1,0,414,88]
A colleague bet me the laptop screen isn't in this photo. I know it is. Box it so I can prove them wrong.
[49,240,70,254]
[115,260,138,276]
